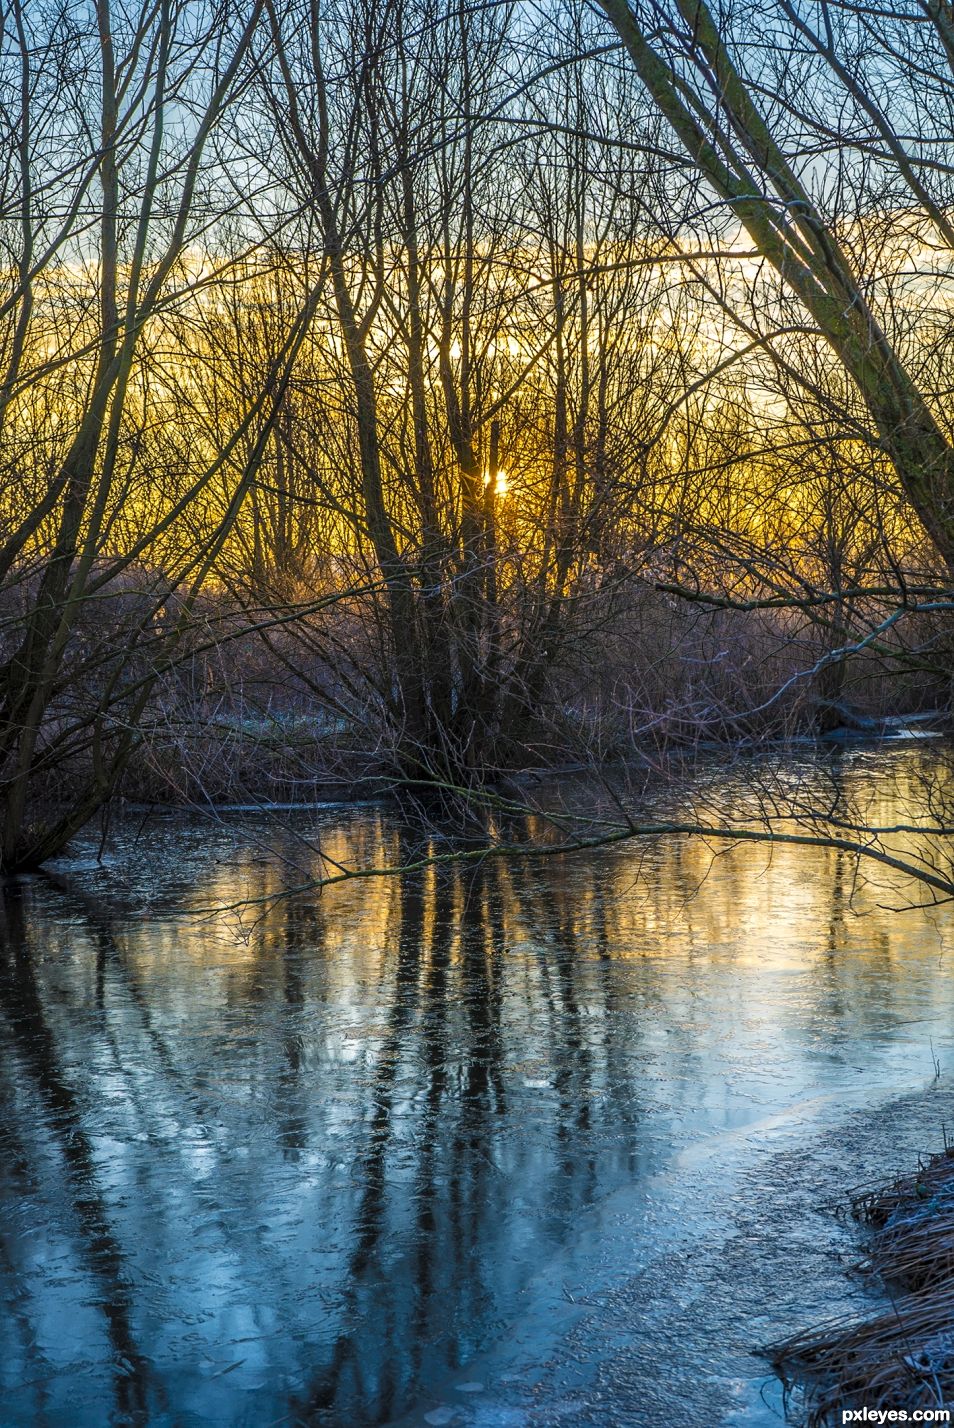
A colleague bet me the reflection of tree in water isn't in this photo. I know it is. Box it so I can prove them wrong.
[0,886,152,1425]
[1,778,951,1427]
[276,899,320,1157]
[296,856,467,1422]
[296,846,644,1425]
[0,821,650,1428]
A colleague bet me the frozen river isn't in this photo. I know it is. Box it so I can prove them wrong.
[2,746,953,1426]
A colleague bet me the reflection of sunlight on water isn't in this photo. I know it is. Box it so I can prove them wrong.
[1,747,953,1425]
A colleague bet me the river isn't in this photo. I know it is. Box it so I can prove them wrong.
[2,745,953,1426]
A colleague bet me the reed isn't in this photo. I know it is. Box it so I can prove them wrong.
[769,1146,954,1426]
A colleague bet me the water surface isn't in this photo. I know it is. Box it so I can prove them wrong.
[2,747,953,1426]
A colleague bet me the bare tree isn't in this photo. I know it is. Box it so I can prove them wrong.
[0,0,329,868]
[595,0,954,573]
[256,0,709,800]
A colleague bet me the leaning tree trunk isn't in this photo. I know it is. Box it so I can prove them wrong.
[597,0,954,575]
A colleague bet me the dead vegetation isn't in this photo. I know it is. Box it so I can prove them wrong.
[770,1145,954,1426]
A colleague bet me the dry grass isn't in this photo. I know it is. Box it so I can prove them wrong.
[856,1147,954,1292]
[769,1146,954,1426]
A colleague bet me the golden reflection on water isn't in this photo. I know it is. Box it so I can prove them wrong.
[3,746,954,1427]
[117,747,954,988]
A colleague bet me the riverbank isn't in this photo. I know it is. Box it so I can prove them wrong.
[111,689,951,813]
[391,1077,954,1428]
[772,1140,954,1425]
